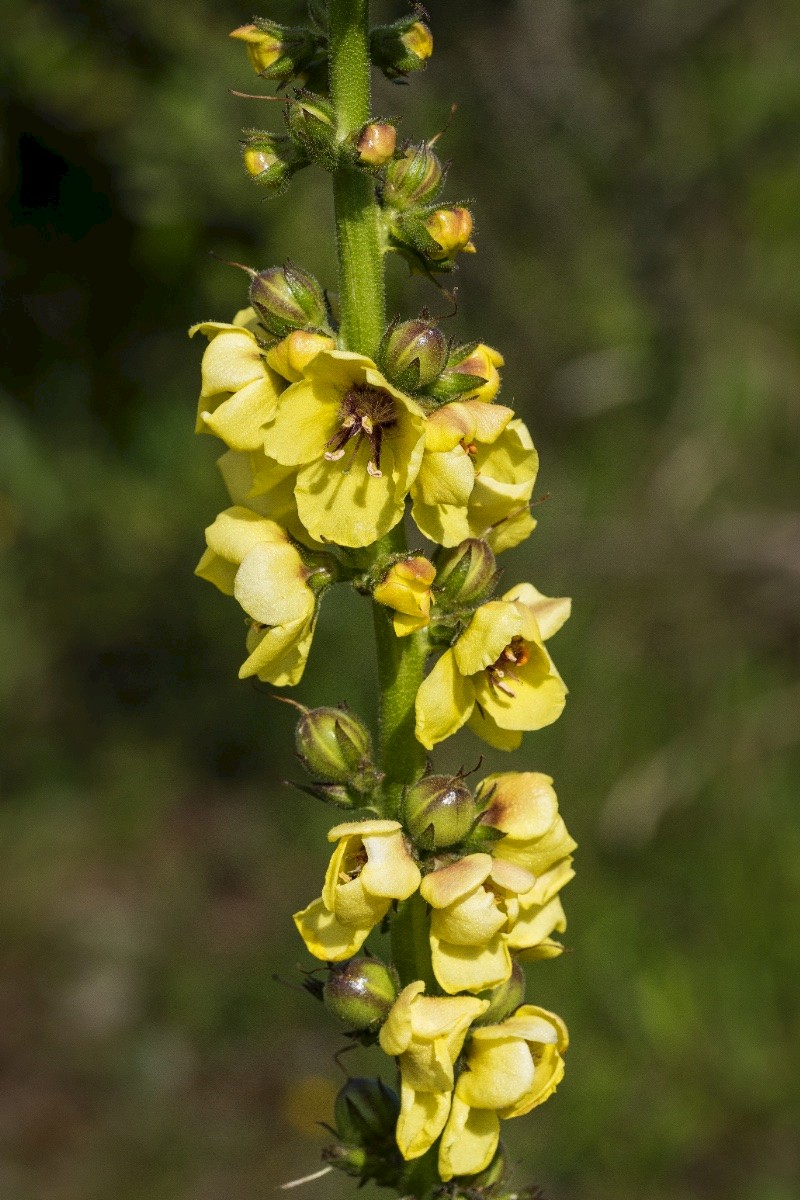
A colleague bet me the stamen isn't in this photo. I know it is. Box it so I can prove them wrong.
[367,460,383,478]
[325,448,346,461]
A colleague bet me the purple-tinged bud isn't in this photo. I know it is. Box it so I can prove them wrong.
[323,957,398,1030]
[404,774,477,849]
[382,142,444,210]
[355,122,397,167]
[241,131,308,193]
[295,706,374,786]
[371,17,433,81]
[435,539,499,608]
[333,1077,400,1147]
[475,961,526,1027]
[248,263,329,338]
[379,318,448,392]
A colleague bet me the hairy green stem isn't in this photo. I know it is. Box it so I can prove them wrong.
[329,0,385,357]
[391,891,436,992]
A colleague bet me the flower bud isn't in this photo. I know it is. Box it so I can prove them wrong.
[373,556,436,637]
[333,1077,400,1147]
[371,17,433,80]
[382,143,444,210]
[428,341,505,403]
[248,264,329,339]
[424,205,475,261]
[241,131,309,193]
[434,539,499,608]
[378,318,448,392]
[230,20,322,86]
[287,92,339,171]
[295,705,374,786]
[266,330,335,382]
[323,957,398,1030]
[322,1142,367,1178]
[404,774,477,849]
[355,122,397,167]
[476,961,526,1026]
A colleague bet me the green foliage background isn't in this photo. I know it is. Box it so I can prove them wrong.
[1,1,799,1197]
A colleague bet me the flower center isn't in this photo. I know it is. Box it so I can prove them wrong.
[324,385,398,478]
[486,635,529,697]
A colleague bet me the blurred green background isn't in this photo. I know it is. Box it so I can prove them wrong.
[2,1,799,1198]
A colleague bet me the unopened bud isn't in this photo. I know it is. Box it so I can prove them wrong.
[373,556,436,637]
[355,122,397,167]
[435,539,498,608]
[248,263,329,338]
[404,774,477,849]
[382,143,444,210]
[266,330,335,382]
[287,92,339,171]
[322,1141,368,1178]
[323,957,398,1030]
[333,1077,400,1147]
[476,961,526,1026]
[424,205,475,260]
[241,132,308,193]
[371,17,433,80]
[295,705,374,786]
[379,318,448,392]
[429,341,505,403]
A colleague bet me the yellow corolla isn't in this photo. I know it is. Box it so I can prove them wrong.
[411,401,539,553]
[293,820,421,961]
[476,771,578,874]
[378,982,488,1161]
[195,506,318,685]
[190,308,285,451]
[438,1006,568,1180]
[263,350,427,547]
[419,853,536,994]
[415,583,571,751]
[215,448,314,549]
[373,556,436,637]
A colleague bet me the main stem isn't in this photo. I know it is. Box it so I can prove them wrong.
[328,0,427,797]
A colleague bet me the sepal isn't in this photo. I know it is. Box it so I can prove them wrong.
[241,130,309,192]
[286,91,339,171]
[371,13,433,80]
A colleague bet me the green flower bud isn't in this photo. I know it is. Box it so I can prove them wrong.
[322,1141,368,1178]
[389,203,476,272]
[333,1077,400,1147]
[378,318,448,392]
[287,92,339,171]
[323,957,398,1030]
[434,539,499,608]
[382,142,444,210]
[476,961,526,1026]
[241,131,309,193]
[371,16,433,81]
[248,263,329,338]
[404,774,477,849]
[295,705,374,786]
[355,122,398,167]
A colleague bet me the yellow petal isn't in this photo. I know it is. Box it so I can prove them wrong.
[430,888,507,947]
[476,772,559,840]
[292,896,371,960]
[415,650,476,750]
[503,582,571,641]
[196,327,264,397]
[410,994,489,1043]
[466,706,522,751]
[204,506,287,565]
[453,602,526,676]
[233,542,313,625]
[413,449,474,506]
[360,829,421,900]
[457,1037,535,1111]
[266,331,335,383]
[507,895,567,952]
[430,931,511,995]
[265,379,339,466]
[239,614,315,686]
[396,1082,452,1161]
[328,819,403,840]
[333,876,392,928]
[420,854,492,909]
[485,507,537,555]
[194,548,238,595]
[201,376,282,451]
[438,1095,499,1181]
[379,981,426,1056]
[489,857,536,894]
[472,647,567,733]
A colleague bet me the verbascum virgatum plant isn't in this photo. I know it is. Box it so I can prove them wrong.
[193,4,576,1196]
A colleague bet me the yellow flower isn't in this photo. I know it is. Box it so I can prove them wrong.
[415,583,571,751]
[419,853,536,994]
[476,772,578,875]
[229,23,283,73]
[216,448,314,549]
[195,506,317,685]
[293,820,421,961]
[190,310,284,451]
[264,350,426,548]
[411,402,539,552]
[378,982,488,1161]
[438,1006,568,1180]
[373,556,436,637]
[265,330,336,383]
